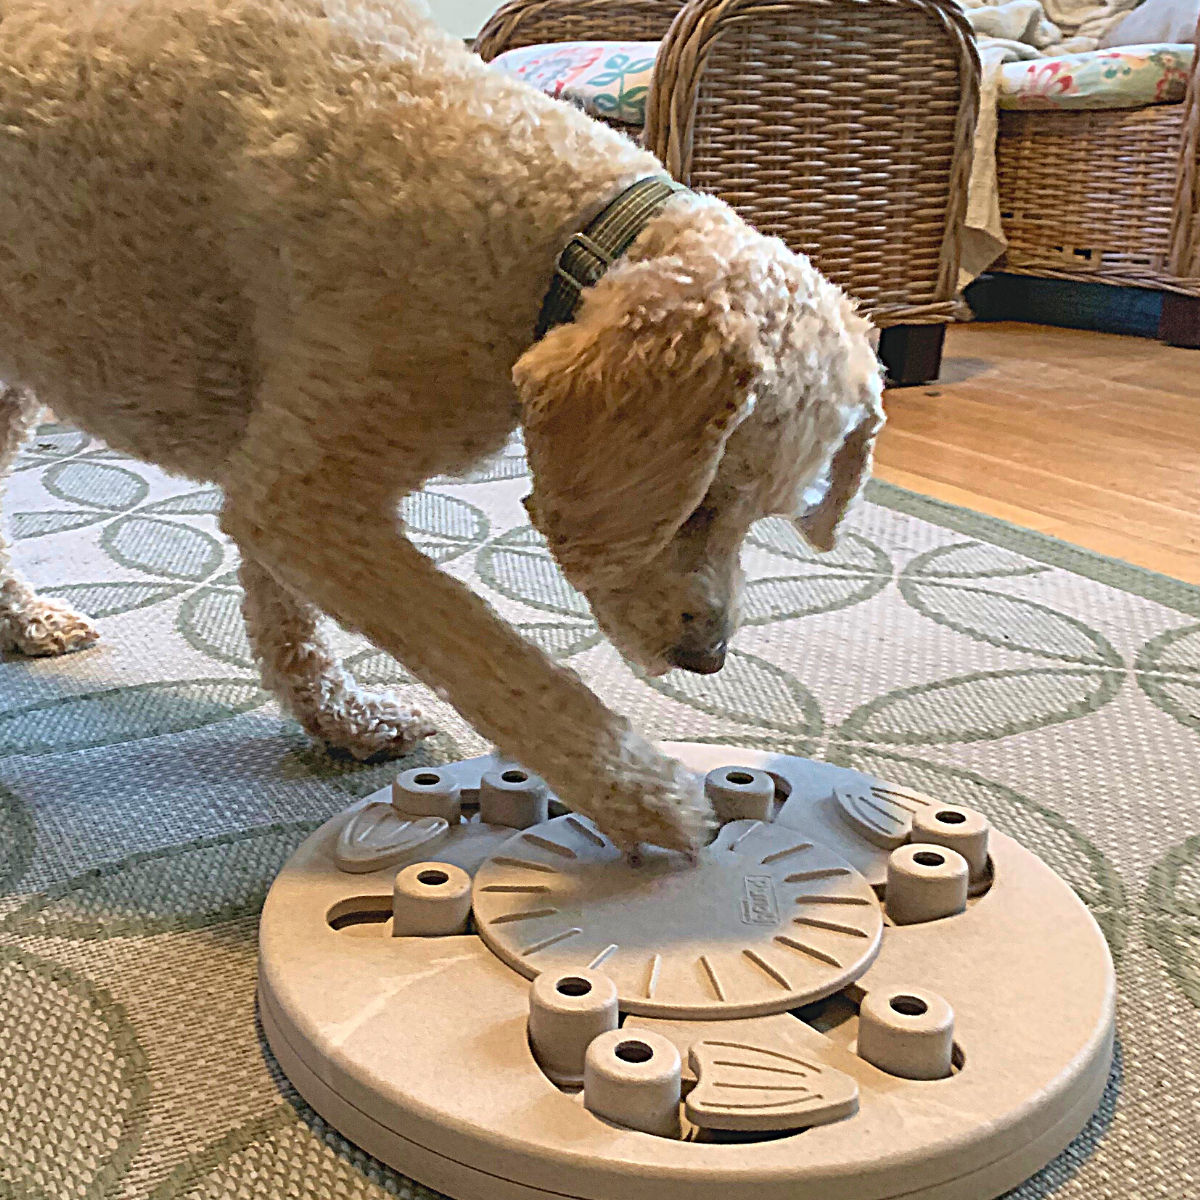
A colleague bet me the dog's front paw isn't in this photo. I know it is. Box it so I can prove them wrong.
[302,687,437,762]
[0,596,100,657]
[586,747,714,857]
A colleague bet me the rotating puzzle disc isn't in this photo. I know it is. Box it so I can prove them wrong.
[472,816,882,1018]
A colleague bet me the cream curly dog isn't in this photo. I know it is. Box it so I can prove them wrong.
[0,0,884,854]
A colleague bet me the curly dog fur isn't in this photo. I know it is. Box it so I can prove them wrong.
[0,0,883,852]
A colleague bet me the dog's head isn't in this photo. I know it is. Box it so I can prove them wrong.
[513,195,884,677]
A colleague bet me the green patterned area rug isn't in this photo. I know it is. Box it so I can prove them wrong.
[2,425,1198,1199]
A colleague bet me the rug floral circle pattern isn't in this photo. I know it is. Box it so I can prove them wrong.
[2,427,1198,1198]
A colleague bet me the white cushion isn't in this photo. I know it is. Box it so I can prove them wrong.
[1100,0,1199,47]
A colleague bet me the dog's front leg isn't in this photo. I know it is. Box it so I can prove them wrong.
[222,477,710,854]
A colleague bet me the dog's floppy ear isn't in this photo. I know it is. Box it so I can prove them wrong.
[794,395,885,553]
[513,261,757,587]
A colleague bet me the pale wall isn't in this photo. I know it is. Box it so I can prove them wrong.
[427,0,497,38]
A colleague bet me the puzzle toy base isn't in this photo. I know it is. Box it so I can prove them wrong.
[259,744,1115,1200]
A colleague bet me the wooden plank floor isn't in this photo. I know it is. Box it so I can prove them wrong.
[877,322,1200,585]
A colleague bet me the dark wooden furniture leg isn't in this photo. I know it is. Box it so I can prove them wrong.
[1159,293,1200,349]
[878,324,947,386]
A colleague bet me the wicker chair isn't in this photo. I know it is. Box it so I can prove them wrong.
[995,26,1200,347]
[475,0,981,384]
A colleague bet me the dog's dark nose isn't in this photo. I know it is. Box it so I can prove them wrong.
[667,641,727,675]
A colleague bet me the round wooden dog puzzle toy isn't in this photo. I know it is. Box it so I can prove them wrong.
[259,744,1115,1200]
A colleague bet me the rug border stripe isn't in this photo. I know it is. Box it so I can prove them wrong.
[866,480,1200,619]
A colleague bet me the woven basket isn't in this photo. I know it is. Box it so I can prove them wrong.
[995,32,1200,298]
[474,0,687,57]
[648,0,978,325]
[475,0,979,330]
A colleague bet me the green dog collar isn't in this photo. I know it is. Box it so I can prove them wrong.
[535,176,690,340]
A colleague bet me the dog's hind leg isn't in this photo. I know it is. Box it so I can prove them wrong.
[238,554,436,760]
[0,386,99,657]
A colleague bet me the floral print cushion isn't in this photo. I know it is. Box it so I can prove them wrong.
[492,39,1195,122]
[490,41,659,125]
[999,43,1195,109]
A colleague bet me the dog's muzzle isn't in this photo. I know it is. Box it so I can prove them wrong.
[667,640,728,675]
